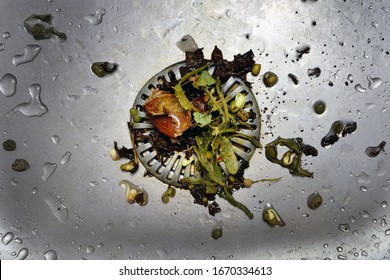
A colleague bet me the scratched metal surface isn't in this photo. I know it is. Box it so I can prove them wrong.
[0,0,389,260]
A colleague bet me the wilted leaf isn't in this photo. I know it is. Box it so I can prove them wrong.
[196,70,216,87]
[193,112,212,127]
[218,136,238,175]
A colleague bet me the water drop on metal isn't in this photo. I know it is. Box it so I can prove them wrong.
[60,152,71,165]
[15,248,29,260]
[338,223,350,233]
[44,249,58,260]
[367,75,382,90]
[42,162,57,181]
[354,84,366,93]
[83,8,106,25]
[12,45,41,66]
[359,210,370,218]
[6,84,48,117]
[0,73,17,97]
[51,135,60,144]
[1,232,14,245]
[86,246,95,254]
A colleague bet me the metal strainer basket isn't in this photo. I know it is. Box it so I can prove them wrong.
[130,62,261,187]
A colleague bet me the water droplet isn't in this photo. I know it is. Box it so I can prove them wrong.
[51,135,60,144]
[356,172,371,184]
[44,192,68,223]
[15,248,29,260]
[349,216,356,223]
[385,229,390,236]
[1,232,14,245]
[60,152,71,165]
[0,43,5,51]
[337,254,347,260]
[352,230,359,236]
[361,250,368,257]
[380,201,387,208]
[323,243,328,248]
[380,218,387,227]
[114,25,118,33]
[359,210,370,218]
[96,28,104,41]
[83,8,106,25]
[32,187,38,195]
[32,228,38,235]
[354,84,366,93]
[7,84,48,117]
[367,75,382,89]
[11,178,18,186]
[42,162,57,181]
[336,246,343,252]
[66,95,80,101]
[104,222,114,231]
[88,181,98,187]
[44,249,57,260]
[97,243,103,248]
[0,73,17,97]
[338,223,350,233]
[347,74,353,82]
[86,246,95,254]
[82,86,99,95]
[12,45,41,66]
[2,32,10,39]
[52,72,59,82]
[14,237,23,244]
[360,186,368,192]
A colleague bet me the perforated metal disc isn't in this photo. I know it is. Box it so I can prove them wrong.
[130,61,261,187]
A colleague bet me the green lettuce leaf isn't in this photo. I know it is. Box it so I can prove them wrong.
[193,112,212,127]
[196,70,216,88]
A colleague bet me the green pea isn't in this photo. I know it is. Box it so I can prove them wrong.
[130,108,141,123]
[167,186,176,197]
[91,62,118,78]
[331,120,344,135]
[161,193,170,204]
[307,191,323,210]
[313,100,326,115]
[12,159,30,172]
[211,227,223,240]
[263,71,278,87]
[251,64,261,76]
[3,139,16,151]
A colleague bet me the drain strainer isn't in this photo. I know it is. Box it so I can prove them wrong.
[130,62,261,187]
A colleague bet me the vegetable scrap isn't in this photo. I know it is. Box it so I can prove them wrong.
[265,137,318,178]
[24,14,67,41]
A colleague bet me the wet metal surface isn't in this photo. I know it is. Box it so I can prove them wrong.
[0,0,389,259]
